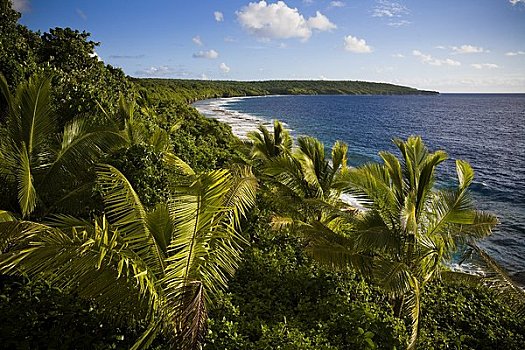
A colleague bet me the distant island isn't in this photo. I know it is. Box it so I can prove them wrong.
[134,78,438,104]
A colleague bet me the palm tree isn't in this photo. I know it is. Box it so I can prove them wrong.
[0,162,257,349]
[247,120,292,161]
[261,134,350,227]
[326,136,498,349]
[99,94,172,153]
[0,73,126,218]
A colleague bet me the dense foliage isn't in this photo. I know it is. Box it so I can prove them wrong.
[418,281,525,349]
[0,276,145,350]
[0,2,523,350]
[206,208,408,350]
[135,78,437,105]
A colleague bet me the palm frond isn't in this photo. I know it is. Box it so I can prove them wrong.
[0,210,17,223]
[150,127,170,153]
[96,164,166,274]
[0,74,14,112]
[456,159,474,190]
[164,152,196,176]
[163,169,256,348]
[306,243,372,274]
[354,210,401,254]
[375,260,413,295]
[0,221,48,253]
[16,143,37,217]
[331,141,348,173]
[270,215,295,230]
[0,219,160,323]
[414,150,447,218]
[130,319,164,350]
[42,118,126,186]
[11,74,55,156]
[471,244,525,301]
[145,203,174,255]
[379,151,403,198]
[223,165,258,227]
[175,281,208,350]
[455,211,498,241]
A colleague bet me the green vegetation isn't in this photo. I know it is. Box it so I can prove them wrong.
[0,2,524,350]
[135,78,437,105]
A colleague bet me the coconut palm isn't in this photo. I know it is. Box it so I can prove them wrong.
[323,136,498,349]
[247,119,292,161]
[99,94,172,153]
[0,73,126,218]
[262,135,351,227]
[0,162,257,349]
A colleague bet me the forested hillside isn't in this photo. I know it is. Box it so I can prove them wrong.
[135,78,437,104]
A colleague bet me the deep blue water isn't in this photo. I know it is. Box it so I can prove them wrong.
[196,94,525,276]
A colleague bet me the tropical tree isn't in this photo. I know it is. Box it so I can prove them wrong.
[259,133,351,228]
[0,73,126,218]
[247,120,292,162]
[0,163,257,349]
[318,136,498,349]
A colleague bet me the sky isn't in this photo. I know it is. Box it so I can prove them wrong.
[13,0,525,92]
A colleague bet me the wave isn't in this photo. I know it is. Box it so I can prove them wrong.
[194,97,291,139]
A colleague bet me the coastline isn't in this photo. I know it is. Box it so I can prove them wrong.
[192,95,520,283]
[193,96,289,139]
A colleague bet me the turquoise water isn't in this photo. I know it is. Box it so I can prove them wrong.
[195,94,525,278]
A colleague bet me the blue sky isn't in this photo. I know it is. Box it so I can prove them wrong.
[13,0,525,92]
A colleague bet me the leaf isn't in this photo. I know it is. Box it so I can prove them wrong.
[42,118,126,187]
[16,143,37,217]
[456,159,474,190]
[164,152,195,176]
[96,164,166,274]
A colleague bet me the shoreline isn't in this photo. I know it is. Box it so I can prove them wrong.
[193,96,289,140]
[192,96,523,283]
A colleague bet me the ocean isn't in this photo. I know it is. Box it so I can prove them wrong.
[194,94,525,278]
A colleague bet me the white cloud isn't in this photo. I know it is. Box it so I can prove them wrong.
[224,36,237,43]
[451,44,486,54]
[307,11,337,31]
[76,9,87,20]
[344,35,372,53]
[373,0,408,18]
[388,20,410,27]
[219,62,231,73]
[109,54,145,59]
[11,0,30,12]
[200,73,210,80]
[392,53,405,58]
[510,0,525,5]
[193,49,219,59]
[329,1,345,8]
[505,51,525,56]
[140,66,171,75]
[135,66,190,77]
[236,1,336,41]
[214,11,224,22]
[413,50,461,66]
[471,63,499,69]
[192,35,203,46]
